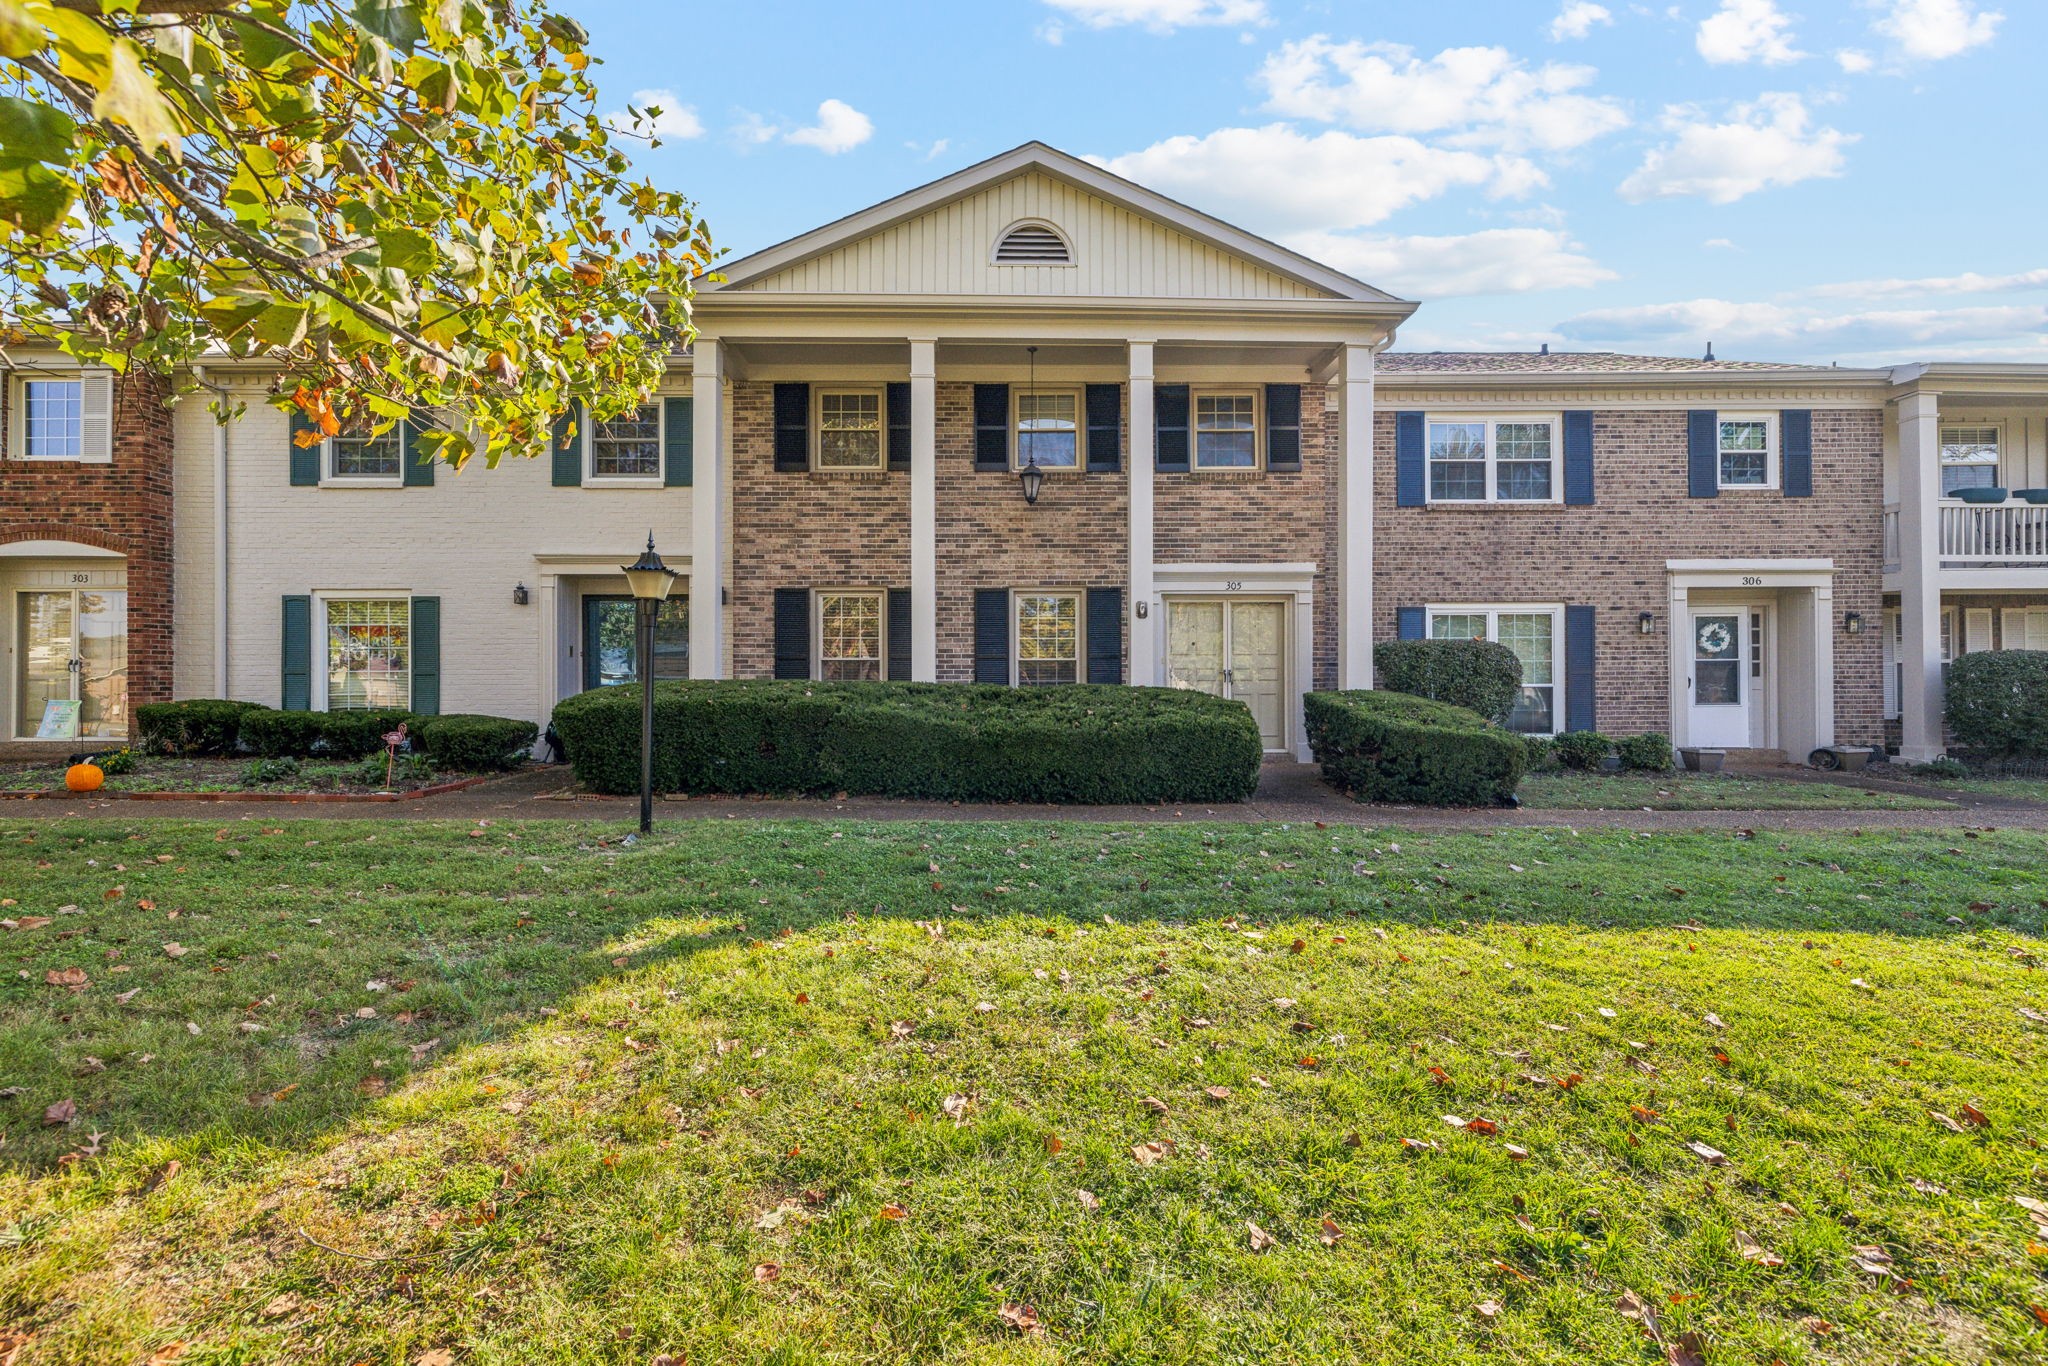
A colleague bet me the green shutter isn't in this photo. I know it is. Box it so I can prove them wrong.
[410,596,441,715]
[401,416,435,486]
[281,595,311,710]
[288,413,320,486]
[551,403,582,486]
[664,396,693,486]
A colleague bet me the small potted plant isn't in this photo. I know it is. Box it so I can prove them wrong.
[1954,486,2008,504]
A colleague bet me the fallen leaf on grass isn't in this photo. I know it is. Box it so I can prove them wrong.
[1131,1142,1171,1166]
[1615,1290,1661,1337]
[941,1094,971,1124]
[44,967,88,991]
[1686,1142,1730,1166]
[1666,1331,1707,1366]
[1204,1086,1232,1101]
[1503,1144,1530,1161]
[1319,1216,1344,1246]
[42,1100,75,1127]
[1702,1013,1725,1030]
[1139,1096,1170,1117]
[414,1352,453,1366]
[1400,1137,1440,1153]
[1735,1230,1784,1267]
[1908,1177,1948,1195]
[1246,1221,1277,1251]
[2015,1196,2048,1218]
[998,1302,1045,1335]
[1929,1111,1968,1133]
[879,1203,907,1221]
[260,1293,300,1319]
[162,943,187,959]
[2027,1305,2048,1328]
[1075,1189,1100,1212]
[1444,1115,1498,1136]
[752,1262,781,1283]
[1043,1134,1063,1155]
[1475,1299,1502,1320]
[1959,1102,1990,1128]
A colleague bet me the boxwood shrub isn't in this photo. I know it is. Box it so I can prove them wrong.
[240,707,415,759]
[415,714,539,771]
[1946,650,2048,756]
[135,699,270,755]
[549,680,1264,803]
[1303,689,1526,807]
[1617,732,1674,772]
[1372,638,1522,724]
[1551,730,1614,771]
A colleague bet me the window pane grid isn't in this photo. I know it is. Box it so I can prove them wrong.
[1194,393,1257,469]
[592,404,661,478]
[1428,420,1553,502]
[819,393,882,470]
[1016,593,1079,686]
[325,599,410,711]
[331,429,402,478]
[1718,420,1769,487]
[24,380,82,458]
[1939,425,1998,494]
[1016,392,1078,468]
[819,592,882,681]
[1430,608,1557,735]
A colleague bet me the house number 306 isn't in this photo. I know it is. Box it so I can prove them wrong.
[1224,580,1242,591]
[1740,575,1764,586]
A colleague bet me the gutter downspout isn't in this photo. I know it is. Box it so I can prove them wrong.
[191,365,229,697]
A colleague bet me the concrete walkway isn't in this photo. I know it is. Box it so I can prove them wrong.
[9,761,2048,832]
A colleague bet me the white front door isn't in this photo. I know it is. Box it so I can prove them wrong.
[1167,599,1287,750]
[1686,610,1753,748]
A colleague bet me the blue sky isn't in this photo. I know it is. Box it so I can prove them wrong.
[575,0,2043,365]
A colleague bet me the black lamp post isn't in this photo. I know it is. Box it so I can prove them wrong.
[1018,344,1044,506]
[621,532,679,834]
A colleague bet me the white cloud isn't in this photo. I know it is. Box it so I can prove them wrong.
[1041,0,1267,32]
[1874,0,2001,61]
[1093,125,1542,235]
[1835,48,1875,72]
[1549,2,1613,41]
[1558,296,2048,361]
[1619,93,1853,204]
[1695,0,1805,65]
[906,138,952,162]
[783,99,874,155]
[1704,237,1739,249]
[1258,37,1630,152]
[604,89,704,141]
[1287,227,1616,298]
[1803,267,2048,299]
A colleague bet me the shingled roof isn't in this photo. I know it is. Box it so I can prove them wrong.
[1378,351,1823,374]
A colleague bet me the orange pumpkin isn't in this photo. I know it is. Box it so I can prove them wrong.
[64,762,105,793]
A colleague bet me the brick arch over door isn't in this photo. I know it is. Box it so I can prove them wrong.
[0,525,132,555]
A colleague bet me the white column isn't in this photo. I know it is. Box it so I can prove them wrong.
[689,339,727,679]
[1810,583,1837,754]
[1896,390,1944,759]
[1337,343,1375,689]
[1668,581,1691,748]
[1126,340,1156,685]
[909,338,938,681]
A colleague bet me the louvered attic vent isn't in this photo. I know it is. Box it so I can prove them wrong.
[994,222,1071,264]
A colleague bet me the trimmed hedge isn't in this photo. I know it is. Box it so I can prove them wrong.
[415,714,539,770]
[1618,732,1674,772]
[1303,690,1526,807]
[135,699,270,756]
[1552,731,1613,771]
[242,707,414,759]
[1372,638,1522,724]
[549,680,1264,803]
[1946,651,2048,756]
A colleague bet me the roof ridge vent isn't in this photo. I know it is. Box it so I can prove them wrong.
[993,219,1072,265]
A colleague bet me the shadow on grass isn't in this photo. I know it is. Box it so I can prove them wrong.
[0,813,2041,1174]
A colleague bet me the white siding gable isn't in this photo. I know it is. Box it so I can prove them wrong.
[730,171,1337,301]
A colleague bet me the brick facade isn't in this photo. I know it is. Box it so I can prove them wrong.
[1372,407,1888,746]
[0,371,175,713]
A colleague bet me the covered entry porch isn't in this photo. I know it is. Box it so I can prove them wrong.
[1665,560,1838,760]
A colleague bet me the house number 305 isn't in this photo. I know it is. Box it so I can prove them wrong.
[1224,580,1243,591]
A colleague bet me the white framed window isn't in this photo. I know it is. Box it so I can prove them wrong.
[321,596,411,711]
[1939,424,2001,496]
[1425,415,1558,503]
[1014,590,1081,686]
[814,389,885,472]
[1013,388,1081,470]
[325,421,404,484]
[816,589,883,681]
[8,369,111,462]
[1427,604,1564,735]
[2002,607,2048,651]
[587,402,663,482]
[1193,390,1261,471]
[1717,413,1777,490]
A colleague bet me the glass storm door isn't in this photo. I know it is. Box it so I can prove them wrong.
[1166,599,1287,751]
[1687,610,1751,748]
[581,595,689,692]
[16,589,127,739]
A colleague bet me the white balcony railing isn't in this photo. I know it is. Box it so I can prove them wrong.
[1940,500,2048,565]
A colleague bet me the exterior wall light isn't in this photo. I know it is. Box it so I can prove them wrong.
[513,583,529,606]
[1019,459,1044,505]
[1844,611,1864,635]
[1638,611,1655,635]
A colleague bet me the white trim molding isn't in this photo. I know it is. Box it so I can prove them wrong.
[1152,562,1317,761]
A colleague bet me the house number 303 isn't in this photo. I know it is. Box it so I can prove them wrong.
[1224,580,1242,592]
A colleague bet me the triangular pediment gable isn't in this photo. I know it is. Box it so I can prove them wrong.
[708,143,1400,304]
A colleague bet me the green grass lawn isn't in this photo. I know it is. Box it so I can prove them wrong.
[1518,771,1956,811]
[1,817,2044,1365]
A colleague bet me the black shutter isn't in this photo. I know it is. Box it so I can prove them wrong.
[887,588,912,681]
[289,412,321,486]
[401,416,434,487]
[1085,587,1123,684]
[886,382,911,472]
[280,595,311,710]
[1562,410,1594,506]
[973,384,1009,471]
[1265,383,1302,472]
[973,589,1010,684]
[1155,384,1189,472]
[1687,410,1719,498]
[1564,605,1596,733]
[409,596,441,715]
[773,588,810,679]
[664,396,693,486]
[1781,409,1813,498]
[1396,606,1425,641]
[1085,383,1121,472]
[774,383,810,472]
[550,403,581,486]
[1395,411,1425,506]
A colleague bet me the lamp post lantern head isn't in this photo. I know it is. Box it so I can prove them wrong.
[1019,458,1045,506]
[622,532,679,602]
